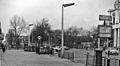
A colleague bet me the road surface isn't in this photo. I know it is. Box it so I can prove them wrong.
[0,49,84,66]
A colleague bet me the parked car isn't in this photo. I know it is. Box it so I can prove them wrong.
[105,47,119,55]
[53,46,69,54]
[36,46,49,54]
[53,46,61,54]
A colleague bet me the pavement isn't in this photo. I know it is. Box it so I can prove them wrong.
[0,49,85,66]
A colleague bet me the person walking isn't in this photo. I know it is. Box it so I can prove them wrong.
[1,43,6,53]
[49,47,54,56]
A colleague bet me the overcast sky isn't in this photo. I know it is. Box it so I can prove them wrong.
[0,0,115,33]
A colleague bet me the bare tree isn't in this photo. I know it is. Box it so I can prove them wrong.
[66,26,79,36]
[10,16,27,45]
[31,18,51,43]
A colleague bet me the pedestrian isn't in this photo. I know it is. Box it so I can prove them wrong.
[46,46,50,54]
[1,43,6,53]
[51,47,54,56]
[50,47,53,56]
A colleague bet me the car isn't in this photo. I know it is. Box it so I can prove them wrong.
[24,46,29,51]
[53,46,61,54]
[104,47,119,55]
[53,46,69,54]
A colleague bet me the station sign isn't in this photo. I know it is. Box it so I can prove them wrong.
[99,15,112,21]
[98,25,112,38]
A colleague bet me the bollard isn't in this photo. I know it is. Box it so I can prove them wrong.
[107,50,110,66]
[104,57,106,66]
[107,58,110,66]
[85,52,89,66]
[93,55,96,66]
[67,52,70,60]
[95,48,103,66]
[115,59,117,66]
[119,60,120,66]
[58,51,61,57]
[70,53,72,61]
[71,53,74,62]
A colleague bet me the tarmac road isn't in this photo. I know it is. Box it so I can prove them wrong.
[0,49,85,66]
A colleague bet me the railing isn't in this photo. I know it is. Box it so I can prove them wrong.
[58,51,74,61]
[108,58,119,66]
[86,54,120,66]
[86,53,95,66]
[58,51,120,66]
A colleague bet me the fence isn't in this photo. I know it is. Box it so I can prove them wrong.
[62,51,74,62]
[86,53,95,66]
[106,57,120,66]
[86,53,120,66]
[58,51,120,66]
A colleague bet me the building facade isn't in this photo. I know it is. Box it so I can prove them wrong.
[110,0,120,48]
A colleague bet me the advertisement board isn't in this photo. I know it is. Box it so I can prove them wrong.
[98,25,112,38]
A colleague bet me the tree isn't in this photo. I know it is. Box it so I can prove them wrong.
[9,16,27,45]
[6,29,15,47]
[89,26,98,35]
[49,29,61,46]
[65,26,79,36]
[31,18,51,43]
[65,26,90,36]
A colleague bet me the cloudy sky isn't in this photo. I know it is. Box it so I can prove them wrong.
[0,0,115,33]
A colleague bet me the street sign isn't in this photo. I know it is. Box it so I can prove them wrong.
[98,25,112,38]
[99,15,112,21]
[37,36,41,40]
[98,34,111,37]
[99,27,111,34]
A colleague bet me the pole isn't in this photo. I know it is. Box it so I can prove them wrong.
[28,24,33,45]
[98,38,100,48]
[15,22,16,48]
[95,49,103,66]
[32,32,33,43]
[107,38,109,47]
[85,52,89,66]
[28,27,30,46]
[61,5,64,56]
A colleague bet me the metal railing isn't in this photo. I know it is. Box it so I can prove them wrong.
[58,51,74,61]
[58,51,120,66]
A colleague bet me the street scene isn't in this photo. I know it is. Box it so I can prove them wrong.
[0,0,120,66]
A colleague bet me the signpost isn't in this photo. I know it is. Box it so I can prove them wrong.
[98,25,112,38]
[37,36,41,40]
[99,15,112,21]
[95,15,112,66]
[98,15,112,48]
[37,36,42,46]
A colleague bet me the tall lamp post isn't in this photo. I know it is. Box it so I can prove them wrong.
[28,24,33,46]
[61,3,75,56]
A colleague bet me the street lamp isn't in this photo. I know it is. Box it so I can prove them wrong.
[61,3,75,56]
[28,24,33,46]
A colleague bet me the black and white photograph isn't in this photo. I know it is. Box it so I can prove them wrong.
[0,0,119,66]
